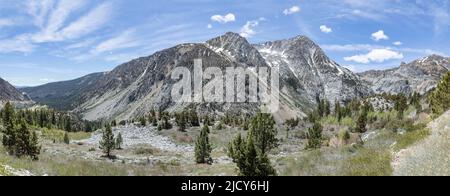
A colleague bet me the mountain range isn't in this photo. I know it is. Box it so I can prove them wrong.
[358,55,449,95]
[5,32,448,122]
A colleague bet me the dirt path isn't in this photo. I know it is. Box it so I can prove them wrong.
[392,111,450,176]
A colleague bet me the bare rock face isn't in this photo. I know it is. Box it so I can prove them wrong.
[254,35,372,107]
[0,77,31,102]
[359,55,450,95]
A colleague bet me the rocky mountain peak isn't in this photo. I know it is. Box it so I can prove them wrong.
[205,32,268,67]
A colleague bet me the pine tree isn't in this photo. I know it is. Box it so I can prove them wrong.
[249,113,278,154]
[29,131,41,160]
[228,132,276,176]
[1,102,16,154]
[63,132,70,144]
[355,108,368,133]
[176,113,187,132]
[161,116,172,130]
[195,125,213,164]
[15,119,30,157]
[152,116,158,126]
[429,72,449,116]
[99,124,115,158]
[116,133,123,150]
[189,110,200,127]
[140,116,146,127]
[14,118,40,160]
[395,94,408,119]
[307,121,323,149]
[64,116,72,132]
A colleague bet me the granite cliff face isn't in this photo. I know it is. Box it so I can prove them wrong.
[359,55,450,95]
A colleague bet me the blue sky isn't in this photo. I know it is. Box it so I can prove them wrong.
[0,0,449,86]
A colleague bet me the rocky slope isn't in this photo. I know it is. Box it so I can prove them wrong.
[0,77,33,108]
[359,55,450,95]
[76,33,264,121]
[21,72,104,110]
[255,36,372,109]
[71,33,371,121]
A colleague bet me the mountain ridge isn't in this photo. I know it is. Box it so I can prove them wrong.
[20,32,449,122]
[358,54,449,95]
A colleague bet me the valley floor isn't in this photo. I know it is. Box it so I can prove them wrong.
[1,109,449,176]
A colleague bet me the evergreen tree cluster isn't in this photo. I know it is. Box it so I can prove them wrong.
[0,102,41,160]
[228,112,277,176]
[429,72,449,116]
[98,123,124,158]
[0,106,103,133]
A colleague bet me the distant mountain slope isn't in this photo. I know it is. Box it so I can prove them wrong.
[0,77,30,102]
[359,55,450,95]
[21,72,104,110]
[72,32,371,121]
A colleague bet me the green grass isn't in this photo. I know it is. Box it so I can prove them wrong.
[40,128,91,143]
[320,116,339,125]
[0,162,11,176]
[394,128,430,151]
[341,148,393,176]
[340,117,355,127]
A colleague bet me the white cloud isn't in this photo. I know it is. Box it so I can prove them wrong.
[26,0,55,28]
[26,1,112,43]
[283,6,301,15]
[371,30,389,41]
[393,41,403,46]
[66,39,96,49]
[211,13,235,24]
[93,29,140,53]
[240,21,259,38]
[320,25,333,33]
[0,36,35,53]
[61,2,112,40]
[207,24,212,29]
[322,44,382,52]
[31,0,87,42]
[0,18,14,27]
[344,49,403,64]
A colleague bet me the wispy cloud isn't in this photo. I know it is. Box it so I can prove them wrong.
[61,2,113,40]
[240,21,259,38]
[0,18,15,27]
[93,29,140,53]
[0,35,35,53]
[30,0,87,42]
